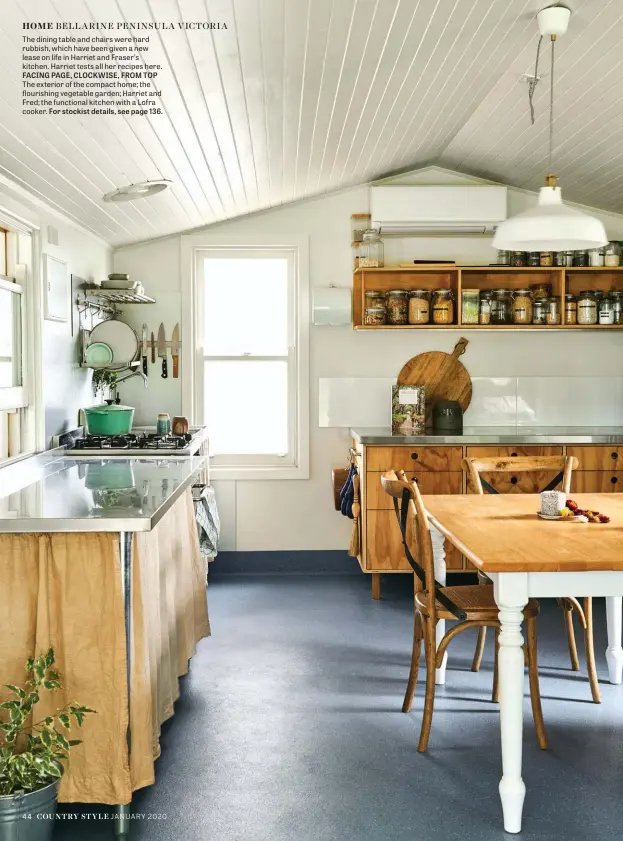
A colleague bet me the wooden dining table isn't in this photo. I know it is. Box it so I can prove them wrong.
[423,493,623,834]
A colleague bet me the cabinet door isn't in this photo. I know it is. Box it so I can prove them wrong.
[567,446,623,471]
[465,446,563,458]
[365,471,462,509]
[467,470,563,495]
[365,446,462,473]
[570,472,623,493]
[365,510,463,571]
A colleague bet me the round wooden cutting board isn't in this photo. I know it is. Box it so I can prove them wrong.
[397,338,472,415]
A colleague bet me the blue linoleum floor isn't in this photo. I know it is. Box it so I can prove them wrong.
[54,574,623,841]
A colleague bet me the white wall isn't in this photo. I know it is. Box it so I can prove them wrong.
[0,181,113,445]
[114,169,623,552]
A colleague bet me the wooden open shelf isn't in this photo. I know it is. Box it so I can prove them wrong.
[353,265,623,330]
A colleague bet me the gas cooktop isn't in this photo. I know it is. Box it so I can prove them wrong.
[73,433,193,451]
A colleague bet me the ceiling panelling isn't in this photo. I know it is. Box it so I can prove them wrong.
[2,0,622,245]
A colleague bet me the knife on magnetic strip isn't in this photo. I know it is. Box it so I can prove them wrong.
[171,323,180,379]
[141,323,148,377]
[157,323,167,379]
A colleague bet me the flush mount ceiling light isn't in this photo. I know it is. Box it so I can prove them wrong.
[492,5,608,252]
[103,180,171,202]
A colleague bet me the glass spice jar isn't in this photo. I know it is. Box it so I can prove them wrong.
[530,282,552,301]
[532,299,547,324]
[577,290,598,325]
[610,290,623,325]
[478,290,492,325]
[574,250,589,267]
[599,295,615,325]
[539,251,554,267]
[497,250,510,266]
[364,290,386,308]
[510,251,527,267]
[604,241,621,267]
[351,213,371,244]
[555,251,567,267]
[564,251,575,266]
[545,296,561,325]
[564,294,577,325]
[589,247,605,267]
[364,306,387,326]
[512,288,533,324]
[386,290,408,325]
[527,252,540,267]
[408,289,430,324]
[358,228,384,268]
[491,288,513,324]
[431,289,454,325]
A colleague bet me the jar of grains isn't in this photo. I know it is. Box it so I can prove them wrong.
[539,252,554,267]
[530,282,552,301]
[386,290,409,324]
[408,289,430,324]
[364,306,387,326]
[564,294,577,325]
[532,299,547,324]
[510,251,527,267]
[358,229,384,268]
[491,288,513,324]
[577,290,598,325]
[479,291,492,324]
[604,241,621,267]
[527,252,540,267]
[545,297,561,325]
[611,290,623,325]
[599,295,615,325]
[589,247,605,267]
[431,289,454,324]
[512,289,533,324]
[364,290,386,308]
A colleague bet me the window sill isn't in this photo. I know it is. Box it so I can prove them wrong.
[209,463,309,481]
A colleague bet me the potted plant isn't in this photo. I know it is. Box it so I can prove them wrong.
[92,369,118,401]
[0,649,95,841]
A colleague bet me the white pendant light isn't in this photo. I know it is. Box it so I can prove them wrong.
[492,6,607,252]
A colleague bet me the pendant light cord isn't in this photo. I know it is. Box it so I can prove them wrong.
[528,34,543,124]
[549,36,555,174]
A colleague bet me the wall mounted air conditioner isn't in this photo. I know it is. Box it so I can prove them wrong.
[370,185,507,236]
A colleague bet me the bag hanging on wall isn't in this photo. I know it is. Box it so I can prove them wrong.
[340,462,358,519]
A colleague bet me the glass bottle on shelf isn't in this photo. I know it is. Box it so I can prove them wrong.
[604,241,621,267]
[358,229,384,268]
[577,290,598,325]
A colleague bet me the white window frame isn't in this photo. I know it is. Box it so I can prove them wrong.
[181,234,309,481]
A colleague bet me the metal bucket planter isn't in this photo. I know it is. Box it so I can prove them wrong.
[0,779,59,841]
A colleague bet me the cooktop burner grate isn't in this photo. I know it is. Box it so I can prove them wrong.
[73,433,193,451]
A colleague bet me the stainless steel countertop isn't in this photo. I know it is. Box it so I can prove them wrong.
[351,426,623,445]
[0,453,207,533]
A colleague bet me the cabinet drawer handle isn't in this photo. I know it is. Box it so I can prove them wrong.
[611,476,618,485]
[411,452,419,461]
[510,476,518,485]
[612,452,619,460]
[511,452,518,457]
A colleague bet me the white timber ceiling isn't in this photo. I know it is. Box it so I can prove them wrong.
[1,0,622,245]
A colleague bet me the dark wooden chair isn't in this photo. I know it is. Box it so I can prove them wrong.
[381,469,547,753]
[462,454,600,704]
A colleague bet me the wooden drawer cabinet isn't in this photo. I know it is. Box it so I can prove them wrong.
[366,510,463,571]
[567,446,623,471]
[571,472,623,493]
[465,446,563,458]
[366,471,462,509]
[366,446,462,473]
[467,470,564,495]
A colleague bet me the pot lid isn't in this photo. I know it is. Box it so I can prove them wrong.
[85,404,134,412]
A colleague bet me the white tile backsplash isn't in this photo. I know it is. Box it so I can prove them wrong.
[319,375,623,428]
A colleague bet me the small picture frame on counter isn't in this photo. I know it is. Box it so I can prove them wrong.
[392,385,425,435]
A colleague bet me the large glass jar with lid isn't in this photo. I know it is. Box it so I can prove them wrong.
[610,290,623,324]
[408,289,430,324]
[358,229,384,268]
[386,290,408,324]
[577,290,598,325]
[599,295,615,325]
[604,241,621,267]
[431,289,454,324]
[512,288,533,324]
[490,288,513,324]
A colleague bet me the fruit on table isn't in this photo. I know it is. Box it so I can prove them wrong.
[564,499,610,523]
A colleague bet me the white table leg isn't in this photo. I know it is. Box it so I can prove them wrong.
[606,596,623,685]
[431,527,447,685]
[494,575,528,834]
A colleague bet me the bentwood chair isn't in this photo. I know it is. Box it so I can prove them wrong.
[462,455,600,704]
[381,469,548,753]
